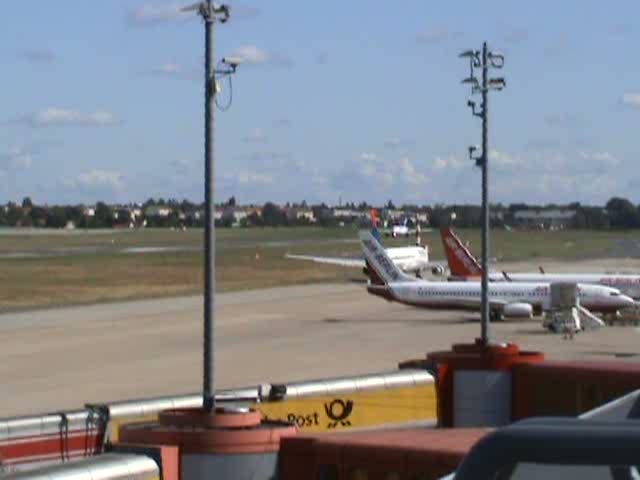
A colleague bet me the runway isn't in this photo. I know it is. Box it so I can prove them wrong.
[2,282,640,417]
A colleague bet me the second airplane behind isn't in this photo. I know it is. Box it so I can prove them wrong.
[360,231,635,321]
[441,227,640,300]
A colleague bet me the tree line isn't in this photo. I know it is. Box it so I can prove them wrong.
[2,196,640,230]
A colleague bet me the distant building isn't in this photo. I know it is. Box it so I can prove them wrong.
[286,207,316,223]
[218,206,255,226]
[332,208,367,220]
[513,209,577,230]
[382,209,406,222]
[130,207,143,220]
[145,205,172,218]
[416,212,429,224]
[245,206,263,219]
[113,208,140,229]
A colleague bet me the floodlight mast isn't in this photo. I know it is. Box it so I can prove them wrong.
[460,41,505,347]
[182,0,233,412]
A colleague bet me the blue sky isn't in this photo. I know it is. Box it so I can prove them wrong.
[1,1,639,206]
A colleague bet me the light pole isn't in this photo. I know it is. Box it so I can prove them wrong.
[182,0,240,412]
[459,42,505,346]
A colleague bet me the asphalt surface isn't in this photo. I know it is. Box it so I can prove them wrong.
[0,240,361,259]
[3,278,640,417]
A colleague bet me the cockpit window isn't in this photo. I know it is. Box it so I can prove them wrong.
[610,291,620,296]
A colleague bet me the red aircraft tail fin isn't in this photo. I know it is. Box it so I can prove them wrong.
[440,227,483,277]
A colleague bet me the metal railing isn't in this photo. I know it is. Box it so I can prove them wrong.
[0,454,158,480]
[453,417,640,480]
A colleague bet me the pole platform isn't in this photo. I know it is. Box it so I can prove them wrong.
[423,342,544,428]
[120,408,297,454]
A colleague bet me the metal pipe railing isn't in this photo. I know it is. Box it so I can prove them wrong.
[453,417,640,480]
[0,453,158,480]
[1,369,433,442]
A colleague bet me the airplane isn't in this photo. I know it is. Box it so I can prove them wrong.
[379,217,415,238]
[285,212,447,277]
[374,212,433,238]
[441,227,640,300]
[359,230,634,322]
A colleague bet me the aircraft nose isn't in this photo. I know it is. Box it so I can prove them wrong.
[621,294,635,307]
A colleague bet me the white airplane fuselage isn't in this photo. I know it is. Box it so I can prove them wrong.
[493,273,640,300]
[391,225,410,237]
[371,281,634,315]
[441,227,640,300]
[386,246,433,275]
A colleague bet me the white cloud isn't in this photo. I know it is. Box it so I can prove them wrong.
[480,148,625,204]
[234,169,274,185]
[0,146,33,169]
[544,113,580,128]
[383,138,415,150]
[231,5,261,20]
[171,158,193,173]
[151,63,182,75]
[383,138,402,149]
[13,108,118,127]
[578,151,619,167]
[433,155,465,170]
[127,2,260,26]
[359,152,377,161]
[398,157,429,186]
[242,127,268,144]
[490,149,522,169]
[69,170,125,190]
[360,161,393,189]
[331,153,431,201]
[234,45,270,64]
[232,45,294,68]
[127,3,191,27]
[622,93,640,108]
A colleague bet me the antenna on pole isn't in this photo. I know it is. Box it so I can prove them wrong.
[182,0,239,412]
[460,42,506,347]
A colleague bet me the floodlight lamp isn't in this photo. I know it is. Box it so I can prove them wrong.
[459,50,478,59]
[214,4,230,22]
[488,78,506,90]
[462,77,479,87]
[180,1,202,13]
[222,56,243,68]
[488,51,504,68]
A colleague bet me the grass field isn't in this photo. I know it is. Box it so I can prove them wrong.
[2,226,640,312]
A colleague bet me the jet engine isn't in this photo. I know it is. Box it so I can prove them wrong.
[431,265,446,276]
[503,302,533,319]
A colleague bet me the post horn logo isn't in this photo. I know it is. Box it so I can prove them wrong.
[324,399,354,428]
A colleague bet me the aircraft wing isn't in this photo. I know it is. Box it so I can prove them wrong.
[284,253,365,268]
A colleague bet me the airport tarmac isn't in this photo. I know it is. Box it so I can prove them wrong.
[2,281,640,417]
